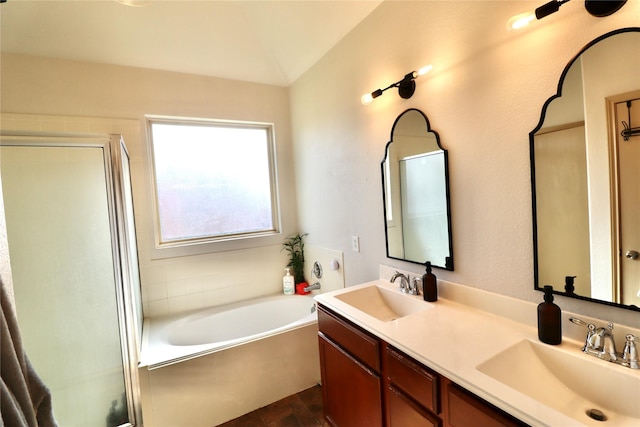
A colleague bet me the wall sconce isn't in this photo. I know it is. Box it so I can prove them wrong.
[361,65,433,105]
[507,0,627,30]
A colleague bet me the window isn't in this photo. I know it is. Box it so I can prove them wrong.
[147,116,280,249]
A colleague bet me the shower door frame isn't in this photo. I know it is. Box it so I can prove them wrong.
[0,131,143,427]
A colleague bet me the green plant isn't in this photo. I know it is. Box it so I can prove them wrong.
[282,233,307,284]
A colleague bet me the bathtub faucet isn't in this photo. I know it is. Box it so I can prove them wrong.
[304,282,321,292]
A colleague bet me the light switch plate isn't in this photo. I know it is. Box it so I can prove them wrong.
[351,235,360,252]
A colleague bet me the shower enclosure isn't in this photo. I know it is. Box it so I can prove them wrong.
[0,132,142,426]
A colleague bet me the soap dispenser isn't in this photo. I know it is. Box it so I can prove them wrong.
[538,285,562,345]
[422,261,437,302]
[282,268,295,295]
[564,275,576,295]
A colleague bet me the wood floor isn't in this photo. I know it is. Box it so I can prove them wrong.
[216,385,329,427]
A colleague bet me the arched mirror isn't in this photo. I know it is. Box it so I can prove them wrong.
[382,108,454,270]
[530,27,640,311]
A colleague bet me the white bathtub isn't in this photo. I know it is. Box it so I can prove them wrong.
[138,294,320,426]
[139,293,317,369]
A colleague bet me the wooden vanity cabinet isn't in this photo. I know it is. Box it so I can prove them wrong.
[317,305,383,427]
[317,304,528,427]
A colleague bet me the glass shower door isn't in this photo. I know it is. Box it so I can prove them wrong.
[1,135,140,427]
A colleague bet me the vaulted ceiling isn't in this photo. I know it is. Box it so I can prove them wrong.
[0,0,382,86]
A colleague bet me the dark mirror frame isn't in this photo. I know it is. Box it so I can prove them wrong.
[530,27,640,312]
[382,108,454,270]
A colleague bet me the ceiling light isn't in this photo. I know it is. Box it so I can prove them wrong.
[361,65,433,105]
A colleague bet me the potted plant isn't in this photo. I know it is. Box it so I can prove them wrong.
[282,233,308,284]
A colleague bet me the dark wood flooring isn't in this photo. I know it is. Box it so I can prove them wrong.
[216,385,329,427]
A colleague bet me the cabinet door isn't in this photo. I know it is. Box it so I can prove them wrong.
[386,385,441,427]
[319,334,383,427]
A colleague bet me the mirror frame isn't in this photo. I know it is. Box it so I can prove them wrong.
[382,108,454,270]
[529,27,640,312]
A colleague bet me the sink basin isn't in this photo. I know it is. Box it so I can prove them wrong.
[477,339,640,425]
[334,285,430,322]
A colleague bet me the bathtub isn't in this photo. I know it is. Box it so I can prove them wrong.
[139,293,318,369]
[137,294,321,427]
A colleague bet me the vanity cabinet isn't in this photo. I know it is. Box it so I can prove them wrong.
[317,305,383,427]
[318,304,528,427]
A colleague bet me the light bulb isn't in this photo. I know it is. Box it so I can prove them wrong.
[361,88,383,105]
[361,93,374,105]
[507,11,535,30]
[417,65,433,77]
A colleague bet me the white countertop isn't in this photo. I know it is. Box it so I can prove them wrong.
[314,278,640,427]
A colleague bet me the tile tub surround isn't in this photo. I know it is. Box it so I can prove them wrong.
[142,245,290,317]
[138,323,320,427]
[314,267,640,427]
[142,244,345,318]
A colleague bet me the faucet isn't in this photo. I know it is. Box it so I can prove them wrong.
[570,318,639,369]
[303,282,321,292]
[390,271,410,293]
[390,271,420,295]
[590,322,618,362]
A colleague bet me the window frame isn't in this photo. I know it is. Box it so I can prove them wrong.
[145,115,282,258]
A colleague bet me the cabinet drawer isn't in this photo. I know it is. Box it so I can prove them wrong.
[385,345,439,413]
[446,382,528,427]
[318,305,380,372]
[386,384,441,427]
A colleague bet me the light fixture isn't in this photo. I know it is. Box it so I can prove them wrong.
[361,65,433,105]
[507,0,627,30]
[507,0,570,30]
[584,0,627,17]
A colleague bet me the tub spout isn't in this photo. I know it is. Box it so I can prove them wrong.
[304,282,321,292]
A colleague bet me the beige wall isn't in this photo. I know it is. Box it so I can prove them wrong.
[289,1,639,326]
[0,58,299,316]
